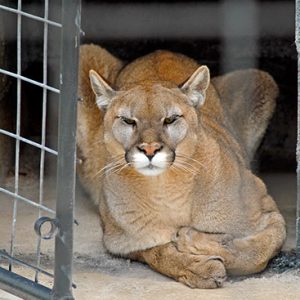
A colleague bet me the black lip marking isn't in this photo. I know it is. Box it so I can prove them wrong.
[171,150,176,162]
[124,151,130,163]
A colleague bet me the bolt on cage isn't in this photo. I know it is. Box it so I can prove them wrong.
[0,0,81,299]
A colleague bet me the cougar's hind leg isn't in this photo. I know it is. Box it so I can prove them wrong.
[225,209,286,275]
[173,203,286,276]
[212,69,278,160]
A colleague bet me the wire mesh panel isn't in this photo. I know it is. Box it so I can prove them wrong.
[0,0,80,299]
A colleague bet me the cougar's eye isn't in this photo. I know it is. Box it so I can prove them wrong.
[120,116,136,126]
[164,115,182,125]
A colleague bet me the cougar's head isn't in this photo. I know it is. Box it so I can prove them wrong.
[89,66,210,176]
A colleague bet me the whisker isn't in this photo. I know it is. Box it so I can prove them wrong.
[92,157,125,179]
[173,161,198,176]
[176,158,200,171]
[108,163,131,177]
[100,159,124,173]
[176,154,207,169]
[109,154,125,161]
[92,163,124,180]
[170,165,182,176]
[175,159,201,174]
[117,163,131,173]
[105,166,124,177]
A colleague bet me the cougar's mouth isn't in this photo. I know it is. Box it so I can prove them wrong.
[137,164,165,176]
[126,150,175,176]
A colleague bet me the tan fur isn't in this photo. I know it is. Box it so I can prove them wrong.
[77,44,286,289]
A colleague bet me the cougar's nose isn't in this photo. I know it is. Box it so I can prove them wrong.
[137,142,163,160]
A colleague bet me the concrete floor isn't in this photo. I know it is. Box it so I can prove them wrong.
[0,172,299,299]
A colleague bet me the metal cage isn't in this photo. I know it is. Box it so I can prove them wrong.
[0,0,81,299]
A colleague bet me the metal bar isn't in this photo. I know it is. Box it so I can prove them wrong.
[0,129,58,155]
[52,0,81,299]
[0,250,54,280]
[296,0,300,257]
[0,266,51,300]
[0,4,62,28]
[35,0,49,283]
[0,68,60,94]
[0,187,55,214]
[0,250,77,289]
[221,0,258,73]
[9,0,22,272]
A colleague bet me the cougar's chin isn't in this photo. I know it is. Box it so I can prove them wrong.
[135,165,166,176]
[131,152,171,177]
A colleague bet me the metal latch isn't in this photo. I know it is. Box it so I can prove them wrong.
[34,217,60,240]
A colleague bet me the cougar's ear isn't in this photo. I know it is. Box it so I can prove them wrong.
[181,66,210,107]
[89,70,116,111]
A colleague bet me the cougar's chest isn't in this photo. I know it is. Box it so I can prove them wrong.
[105,173,193,228]
[152,185,192,226]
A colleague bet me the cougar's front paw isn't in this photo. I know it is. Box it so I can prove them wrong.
[178,256,227,289]
[173,227,233,256]
[172,227,202,254]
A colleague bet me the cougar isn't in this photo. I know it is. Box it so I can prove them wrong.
[77,44,286,288]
